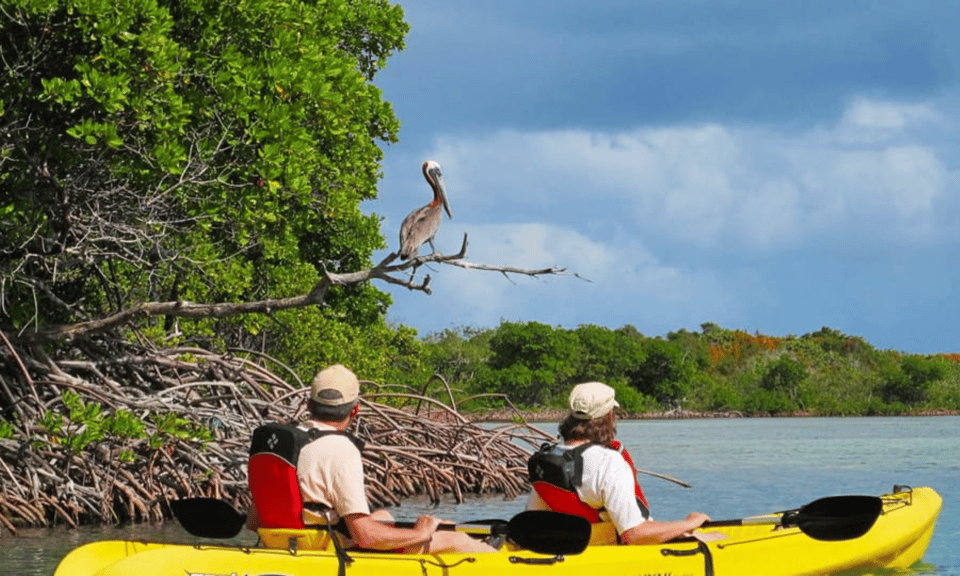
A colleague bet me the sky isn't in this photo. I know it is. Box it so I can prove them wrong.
[365,1,960,354]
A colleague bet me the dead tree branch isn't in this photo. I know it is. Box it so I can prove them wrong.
[23,233,577,343]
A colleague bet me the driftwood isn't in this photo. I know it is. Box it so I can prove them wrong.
[0,344,554,535]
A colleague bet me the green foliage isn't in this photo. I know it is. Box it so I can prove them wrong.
[760,355,807,392]
[607,379,659,414]
[414,322,960,416]
[477,363,559,407]
[148,412,213,449]
[630,338,694,407]
[877,354,948,406]
[32,389,211,458]
[927,377,960,410]
[691,372,740,412]
[802,327,872,356]
[422,327,492,388]
[902,355,949,387]
[264,305,425,386]
[667,327,713,371]
[1,0,412,376]
[573,324,645,382]
[0,419,14,439]
[102,409,147,440]
[478,321,581,406]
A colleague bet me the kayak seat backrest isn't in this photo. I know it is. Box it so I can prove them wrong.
[249,451,306,529]
[248,424,313,530]
[531,481,602,523]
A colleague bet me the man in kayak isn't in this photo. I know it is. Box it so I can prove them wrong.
[246,364,495,553]
[527,381,711,544]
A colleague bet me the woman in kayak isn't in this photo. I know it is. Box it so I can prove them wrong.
[527,381,711,544]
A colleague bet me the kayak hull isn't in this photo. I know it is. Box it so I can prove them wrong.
[55,486,942,576]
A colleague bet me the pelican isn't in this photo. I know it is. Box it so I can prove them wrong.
[398,160,452,259]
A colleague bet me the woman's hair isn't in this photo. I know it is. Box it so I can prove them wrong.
[558,410,617,447]
[307,398,357,422]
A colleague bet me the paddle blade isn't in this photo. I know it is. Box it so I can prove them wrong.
[170,498,247,539]
[788,495,883,541]
[505,511,591,556]
[706,494,884,542]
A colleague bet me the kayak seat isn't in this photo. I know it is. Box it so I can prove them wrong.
[588,521,620,545]
[532,481,602,523]
[257,527,336,551]
[248,451,306,529]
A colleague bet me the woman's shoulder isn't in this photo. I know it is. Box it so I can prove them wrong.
[581,442,626,464]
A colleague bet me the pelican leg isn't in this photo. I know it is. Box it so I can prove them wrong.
[406,260,422,281]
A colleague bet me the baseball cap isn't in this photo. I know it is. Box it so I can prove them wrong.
[569,381,619,420]
[311,364,360,406]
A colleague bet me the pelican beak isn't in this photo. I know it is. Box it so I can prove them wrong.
[436,174,452,219]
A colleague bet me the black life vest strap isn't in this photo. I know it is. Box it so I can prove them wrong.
[302,426,366,453]
[249,421,365,461]
[528,441,597,490]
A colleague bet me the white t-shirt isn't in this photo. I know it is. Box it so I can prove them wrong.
[527,443,647,535]
[296,421,370,525]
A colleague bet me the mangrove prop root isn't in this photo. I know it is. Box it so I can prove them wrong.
[0,345,551,533]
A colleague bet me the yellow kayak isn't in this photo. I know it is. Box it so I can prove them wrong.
[55,486,942,576]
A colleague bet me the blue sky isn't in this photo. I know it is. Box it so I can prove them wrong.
[366,1,960,354]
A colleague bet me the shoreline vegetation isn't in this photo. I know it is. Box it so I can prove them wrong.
[3,324,960,535]
[473,408,960,422]
[415,323,960,419]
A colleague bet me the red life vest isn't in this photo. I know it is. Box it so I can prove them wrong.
[610,439,650,511]
[247,422,363,529]
[528,441,650,523]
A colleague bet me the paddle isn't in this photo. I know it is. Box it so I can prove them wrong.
[705,494,883,541]
[169,498,247,539]
[169,498,590,556]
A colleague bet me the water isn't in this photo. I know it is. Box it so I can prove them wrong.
[5,416,959,575]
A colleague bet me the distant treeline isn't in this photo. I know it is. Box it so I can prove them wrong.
[409,323,960,417]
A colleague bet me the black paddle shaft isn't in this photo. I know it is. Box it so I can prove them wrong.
[706,494,883,542]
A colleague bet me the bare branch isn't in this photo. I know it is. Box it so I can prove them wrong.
[21,232,580,343]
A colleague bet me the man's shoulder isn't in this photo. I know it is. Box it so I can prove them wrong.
[298,426,362,455]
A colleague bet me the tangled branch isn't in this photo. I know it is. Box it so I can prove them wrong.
[0,344,552,535]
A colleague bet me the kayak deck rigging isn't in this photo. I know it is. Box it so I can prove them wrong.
[54,485,942,576]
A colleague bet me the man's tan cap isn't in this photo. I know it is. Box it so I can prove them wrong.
[311,364,360,406]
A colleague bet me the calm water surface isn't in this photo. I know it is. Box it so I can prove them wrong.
[6,416,959,575]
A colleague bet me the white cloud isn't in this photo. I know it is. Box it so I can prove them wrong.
[425,222,617,321]
[418,97,953,251]
[827,146,944,235]
[840,98,939,131]
[391,221,741,335]
[735,179,803,246]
